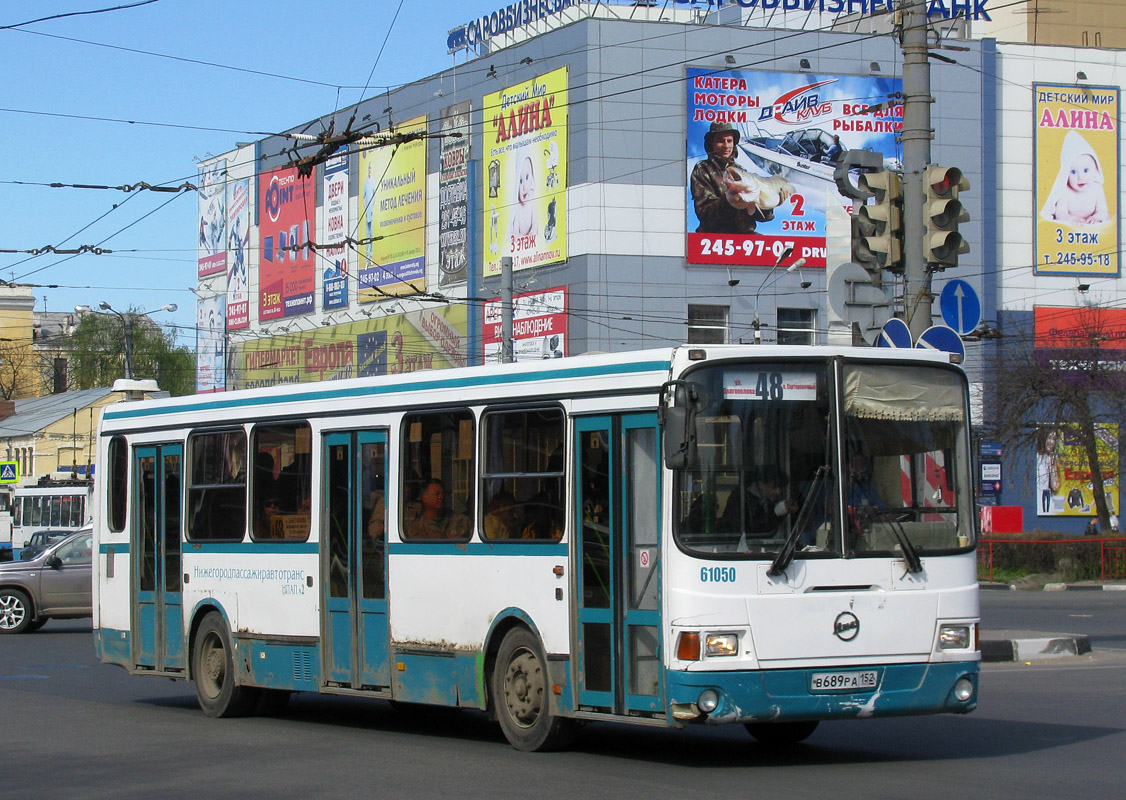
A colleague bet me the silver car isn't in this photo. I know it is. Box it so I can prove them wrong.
[0,528,93,634]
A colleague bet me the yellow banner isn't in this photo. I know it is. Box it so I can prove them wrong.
[1034,84,1119,276]
[1036,423,1119,518]
[358,115,427,299]
[232,306,467,389]
[483,66,567,276]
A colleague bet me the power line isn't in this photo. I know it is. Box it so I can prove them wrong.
[0,0,161,31]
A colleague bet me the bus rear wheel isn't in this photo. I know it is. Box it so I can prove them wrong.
[744,720,819,746]
[192,612,259,717]
[492,627,575,752]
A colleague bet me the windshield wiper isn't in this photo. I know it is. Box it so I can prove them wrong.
[879,512,923,573]
[768,465,828,577]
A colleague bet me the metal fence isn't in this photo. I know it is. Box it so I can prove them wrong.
[978,537,1126,582]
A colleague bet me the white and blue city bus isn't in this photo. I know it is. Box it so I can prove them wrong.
[92,346,978,750]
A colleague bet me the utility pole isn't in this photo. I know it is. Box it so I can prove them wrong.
[900,0,933,339]
[500,256,514,363]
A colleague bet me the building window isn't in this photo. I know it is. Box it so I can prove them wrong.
[687,304,728,344]
[777,308,815,345]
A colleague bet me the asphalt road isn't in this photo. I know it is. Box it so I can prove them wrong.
[2,594,1125,799]
[981,587,1126,651]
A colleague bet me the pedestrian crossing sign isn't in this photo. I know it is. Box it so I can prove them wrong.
[0,461,18,483]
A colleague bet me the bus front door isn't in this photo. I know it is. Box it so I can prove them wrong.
[323,431,390,691]
[132,444,184,673]
[575,414,663,716]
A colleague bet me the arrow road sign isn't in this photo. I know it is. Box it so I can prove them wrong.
[938,279,981,336]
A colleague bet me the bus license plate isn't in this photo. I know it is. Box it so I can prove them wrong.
[810,670,878,692]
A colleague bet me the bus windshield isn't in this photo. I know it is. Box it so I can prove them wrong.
[843,363,971,558]
[673,362,836,558]
[672,359,972,560]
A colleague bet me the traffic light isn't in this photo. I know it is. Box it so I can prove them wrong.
[850,170,903,276]
[924,166,970,268]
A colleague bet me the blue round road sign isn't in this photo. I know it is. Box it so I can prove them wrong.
[938,279,981,336]
[877,318,912,348]
[916,324,966,360]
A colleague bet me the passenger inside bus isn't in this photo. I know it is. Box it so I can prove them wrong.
[406,480,471,540]
[253,451,280,538]
[484,490,519,539]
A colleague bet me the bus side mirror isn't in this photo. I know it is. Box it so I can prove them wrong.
[662,406,694,470]
[659,380,700,470]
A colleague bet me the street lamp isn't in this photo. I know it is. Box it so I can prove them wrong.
[74,302,177,380]
[752,248,806,345]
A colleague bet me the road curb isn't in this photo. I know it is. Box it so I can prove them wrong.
[980,582,1126,592]
[980,633,1092,662]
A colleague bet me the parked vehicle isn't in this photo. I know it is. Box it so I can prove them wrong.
[19,530,74,561]
[0,527,93,634]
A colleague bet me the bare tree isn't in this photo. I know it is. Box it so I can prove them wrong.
[0,339,41,400]
[989,303,1126,531]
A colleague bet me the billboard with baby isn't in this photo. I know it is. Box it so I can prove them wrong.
[1033,83,1120,277]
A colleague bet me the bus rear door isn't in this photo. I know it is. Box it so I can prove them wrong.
[574,414,663,716]
[323,431,390,691]
[132,444,185,672]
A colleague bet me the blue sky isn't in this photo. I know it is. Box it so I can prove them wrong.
[0,0,507,344]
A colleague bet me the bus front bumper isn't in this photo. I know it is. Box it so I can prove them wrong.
[666,660,978,724]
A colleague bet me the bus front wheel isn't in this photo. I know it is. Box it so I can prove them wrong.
[492,627,575,752]
[192,612,259,717]
[744,720,820,746]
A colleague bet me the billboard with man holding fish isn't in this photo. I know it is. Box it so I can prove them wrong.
[686,68,903,269]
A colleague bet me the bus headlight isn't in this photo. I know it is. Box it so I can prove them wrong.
[939,625,971,650]
[705,633,738,657]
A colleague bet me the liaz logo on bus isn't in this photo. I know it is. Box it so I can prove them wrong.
[833,611,860,642]
[758,79,837,125]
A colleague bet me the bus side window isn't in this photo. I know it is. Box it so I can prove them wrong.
[250,422,312,541]
[480,408,564,542]
[108,435,128,532]
[401,410,474,542]
[187,430,248,542]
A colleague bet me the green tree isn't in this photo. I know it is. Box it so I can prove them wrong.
[69,310,195,396]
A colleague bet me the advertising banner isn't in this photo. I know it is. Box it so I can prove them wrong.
[358,115,427,301]
[439,101,472,286]
[231,305,467,390]
[1033,83,1119,276]
[483,66,568,276]
[196,294,226,393]
[1035,423,1119,518]
[483,286,566,363]
[258,166,316,320]
[322,153,349,310]
[197,159,227,279]
[1033,305,1126,373]
[226,178,250,330]
[685,68,902,268]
